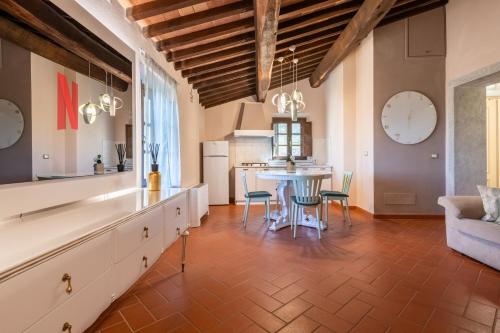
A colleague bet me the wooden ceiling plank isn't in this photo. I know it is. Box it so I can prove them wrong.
[310,0,397,87]
[193,69,257,89]
[143,1,254,38]
[174,44,255,71]
[254,0,281,102]
[278,0,355,21]
[126,0,207,21]
[0,0,132,83]
[156,17,254,51]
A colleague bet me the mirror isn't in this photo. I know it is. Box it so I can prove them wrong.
[0,99,24,149]
[0,38,133,185]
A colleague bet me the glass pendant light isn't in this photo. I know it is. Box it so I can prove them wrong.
[78,61,103,125]
[271,57,291,114]
[285,49,305,120]
[99,73,123,117]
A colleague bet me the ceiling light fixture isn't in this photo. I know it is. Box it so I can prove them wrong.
[271,57,291,114]
[79,61,103,125]
[99,72,123,117]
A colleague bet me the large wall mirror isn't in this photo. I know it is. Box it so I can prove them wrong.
[0,38,133,185]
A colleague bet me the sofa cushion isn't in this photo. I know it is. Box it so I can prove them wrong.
[438,196,485,219]
[451,217,500,245]
[477,185,500,222]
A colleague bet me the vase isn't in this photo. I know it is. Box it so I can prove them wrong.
[287,161,296,172]
[117,163,125,172]
[94,163,104,175]
[148,164,161,191]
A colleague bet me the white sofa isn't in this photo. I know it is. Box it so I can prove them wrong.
[438,196,500,270]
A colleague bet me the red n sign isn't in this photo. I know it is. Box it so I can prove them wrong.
[57,72,78,130]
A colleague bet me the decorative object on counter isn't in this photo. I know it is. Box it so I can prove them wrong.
[272,57,291,114]
[93,154,104,175]
[148,143,161,191]
[100,72,123,117]
[115,143,126,172]
[0,99,24,149]
[286,155,296,172]
[79,61,103,125]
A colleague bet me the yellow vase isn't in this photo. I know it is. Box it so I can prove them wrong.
[148,171,161,191]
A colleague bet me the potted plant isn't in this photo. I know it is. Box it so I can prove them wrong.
[115,143,126,172]
[148,143,161,191]
[93,154,104,175]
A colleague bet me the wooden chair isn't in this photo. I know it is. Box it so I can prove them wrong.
[320,171,353,226]
[241,172,272,228]
[290,175,323,239]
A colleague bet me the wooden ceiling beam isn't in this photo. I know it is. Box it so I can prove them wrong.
[193,69,257,90]
[143,2,254,38]
[166,32,255,62]
[156,17,254,52]
[192,44,332,89]
[278,0,355,21]
[202,71,314,107]
[254,0,281,102]
[174,44,255,71]
[126,0,206,21]
[0,16,128,91]
[310,0,397,87]
[0,0,132,83]
[200,65,319,102]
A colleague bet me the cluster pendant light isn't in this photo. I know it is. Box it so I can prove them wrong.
[271,46,306,121]
[78,61,123,124]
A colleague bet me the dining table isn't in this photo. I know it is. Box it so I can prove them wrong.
[255,169,332,231]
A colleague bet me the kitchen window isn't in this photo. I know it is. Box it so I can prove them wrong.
[272,118,312,160]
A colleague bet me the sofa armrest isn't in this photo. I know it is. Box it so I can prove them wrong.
[437,196,485,219]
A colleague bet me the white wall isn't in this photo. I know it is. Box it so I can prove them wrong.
[323,33,374,213]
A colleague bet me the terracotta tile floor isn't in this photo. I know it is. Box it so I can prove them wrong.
[88,204,500,333]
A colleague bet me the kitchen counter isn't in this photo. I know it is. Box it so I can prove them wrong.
[0,187,187,280]
[235,165,333,168]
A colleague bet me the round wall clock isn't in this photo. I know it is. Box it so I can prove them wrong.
[0,99,24,149]
[381,91,437,144]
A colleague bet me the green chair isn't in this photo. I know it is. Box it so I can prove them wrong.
[320,171,353,226]
[290,175,323,239]
[241,172,271,228]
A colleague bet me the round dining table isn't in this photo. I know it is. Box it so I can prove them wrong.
[255,169,332,231]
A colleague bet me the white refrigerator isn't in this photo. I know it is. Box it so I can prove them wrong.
[203,141,229,205]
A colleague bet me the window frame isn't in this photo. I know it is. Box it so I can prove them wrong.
[272,117,311,160]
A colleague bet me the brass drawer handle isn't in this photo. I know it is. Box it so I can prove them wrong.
[176,227,180,236]
[62,273,72,294]
[143,226,149,238]
[62,322,72,332]
[176,207,181,216]
[142,256,148,268]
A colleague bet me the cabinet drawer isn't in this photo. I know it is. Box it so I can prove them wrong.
[114,233,163,297]
[0,232,113,332]
[24,268,113,333]
[114,207,163,262]
[163,193,188,248]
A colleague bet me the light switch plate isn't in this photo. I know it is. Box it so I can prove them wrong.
[431,153,439,159]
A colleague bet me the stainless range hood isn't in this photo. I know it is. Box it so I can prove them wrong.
[233,102,274,137]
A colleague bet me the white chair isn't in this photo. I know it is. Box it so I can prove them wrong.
[241,172,271,228]
[290,175,323,239]
[320,171,353,226]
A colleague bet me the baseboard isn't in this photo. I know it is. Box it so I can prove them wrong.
[373,214,444,220]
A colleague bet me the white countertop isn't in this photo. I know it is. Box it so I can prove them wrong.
[255,169,332,180]
[0,188,186,278]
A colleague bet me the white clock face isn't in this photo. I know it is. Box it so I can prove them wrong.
[0,99,24,149]
[381,91,437,144]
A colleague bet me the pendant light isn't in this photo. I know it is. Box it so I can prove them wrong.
[271,57,291,114]
[78,61,103,125]
[285,47,305,120]
[99,72,123,117]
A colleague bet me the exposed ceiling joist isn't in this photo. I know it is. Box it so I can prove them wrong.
[310,0,397,87]
[126,0,207,21]
[143,1,254,38]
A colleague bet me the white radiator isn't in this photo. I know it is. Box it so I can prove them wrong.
[189,183,209,227]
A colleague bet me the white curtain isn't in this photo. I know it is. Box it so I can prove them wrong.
[142,55,181,187]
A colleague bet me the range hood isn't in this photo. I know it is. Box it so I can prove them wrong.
[233,102,274,137]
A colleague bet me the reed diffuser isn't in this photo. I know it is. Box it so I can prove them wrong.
[148,143,161,191]
[115,143,126,172]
